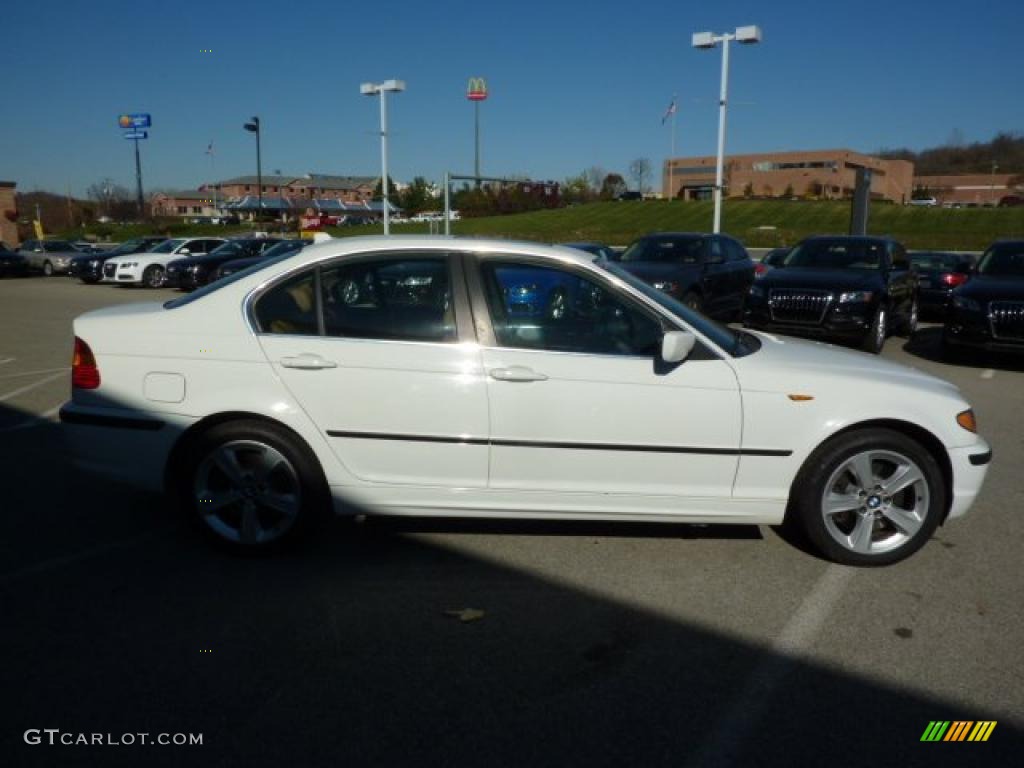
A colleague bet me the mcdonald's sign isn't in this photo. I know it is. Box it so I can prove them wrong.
[467,77,488,101]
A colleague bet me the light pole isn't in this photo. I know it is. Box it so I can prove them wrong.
[361,79,406,234]
[692,25,761,233]
[467,77,488,186]
[243,117,261,221]
[990,161,999,207]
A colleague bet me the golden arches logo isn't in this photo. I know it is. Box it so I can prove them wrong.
[467,77,488,101]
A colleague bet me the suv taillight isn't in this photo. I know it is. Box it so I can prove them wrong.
[942,273,968,287]
[72,336,100,389]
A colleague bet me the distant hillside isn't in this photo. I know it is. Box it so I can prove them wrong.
[879,132,1024,175]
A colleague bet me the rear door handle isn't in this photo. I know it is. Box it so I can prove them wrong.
[488,366,548,382]
[280,354,338,370]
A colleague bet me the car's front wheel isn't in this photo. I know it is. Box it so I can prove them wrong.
[176,420,328,553]
[791,428,945,566]
[42,260,54,276]
[861,306,887,354]
[142,265,164,288]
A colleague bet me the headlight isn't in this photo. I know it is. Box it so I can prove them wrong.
[749,284,766,298]
[89,259,99,267]
[952,295,980,311]
[653,281,679,293]
[838,290,874,303]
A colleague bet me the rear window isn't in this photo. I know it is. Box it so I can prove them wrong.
[163,252,294,309]
[621,237,703,263]
[910,252,962,269]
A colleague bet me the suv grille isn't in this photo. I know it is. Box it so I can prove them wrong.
[769,289,832,324]
[990,301,1024,341]
[103,262,116,278]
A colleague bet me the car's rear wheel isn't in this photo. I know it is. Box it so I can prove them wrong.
[791,428,945,566]
[177,420,328,554]
[142,265,164,289]
[862,306,887,353]
[42,261,53,276]
[899,297,919,337]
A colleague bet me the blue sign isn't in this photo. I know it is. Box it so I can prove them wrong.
[118,113,151,129]
[122,130,148,140]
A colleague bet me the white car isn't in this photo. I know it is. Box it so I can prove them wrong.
[101,237,226,287]
[60,236,991,565]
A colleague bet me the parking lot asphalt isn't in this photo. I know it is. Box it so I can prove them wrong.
[1,276,1022,767]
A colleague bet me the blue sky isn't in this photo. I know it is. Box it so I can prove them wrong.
[2,0,1021,197]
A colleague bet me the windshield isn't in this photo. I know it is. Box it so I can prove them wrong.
[261,240,309,259]
[976,243,1024,277]
[783,239,884,270]
[151,238,187,254]
[910,252,963,269]
[205,241,245,259]
[163,251,295,309]
[600,261,755,356]
[621,236,703,263]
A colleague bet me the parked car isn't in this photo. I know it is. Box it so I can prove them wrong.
[102,237,226,288]
[68,236,169,284]
[0,243,28,277]
[943,240,1024,355]
[60,236,991,566]
[908,197,938,207]
[17,239,82,276]
[559,241,618,261]
[743,236,918,354]
[909,251,974,320]
[615,232,755,319]
[210,238,313,282]
[754,247,790,278]
[165,237,284,291]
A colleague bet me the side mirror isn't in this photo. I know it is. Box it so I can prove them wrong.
[661,330,696,364]
[179,248,191,255]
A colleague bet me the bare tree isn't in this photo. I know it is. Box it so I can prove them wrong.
[628,158,652,194]
[86,178,131,218]
[584,166,607,194]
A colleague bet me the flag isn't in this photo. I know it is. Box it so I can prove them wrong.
[661,98,677,125]
[205,142,214,155]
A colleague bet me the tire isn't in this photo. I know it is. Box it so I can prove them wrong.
[790,427,945,566]
[42,261,54,276]
[175,420,329,554]
[861,306,887,354]
[142,265,164,289]
[682,291,703,314]
[898,297,919,338]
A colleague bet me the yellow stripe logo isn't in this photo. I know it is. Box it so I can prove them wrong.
[921,720,996,742]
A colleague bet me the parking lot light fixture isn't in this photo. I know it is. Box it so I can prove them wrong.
[243,117,262,222]
[361,80,406,235]
[692,25,761,233]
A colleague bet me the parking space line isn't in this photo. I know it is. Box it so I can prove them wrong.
[980,369,995,379]
[685,564,856,767]
[0,366,69,380]
[0,371,67,403]
[0,357,14,365]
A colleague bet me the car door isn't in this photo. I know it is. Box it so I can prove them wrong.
[254,251,489,488]
[699,238,732,318]
[887,242,913,321]
[723,237,755,313]
[468,254,742,499]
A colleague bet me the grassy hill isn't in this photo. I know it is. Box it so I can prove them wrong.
[330,200,1024,251]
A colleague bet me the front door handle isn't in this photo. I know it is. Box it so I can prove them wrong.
[488,366,548,382]
[280,354,338,370]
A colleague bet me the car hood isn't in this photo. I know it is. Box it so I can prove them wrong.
[757,268,881,292]
[735,330,958,397]
[616,261,701,281]
[955,275,1024,301]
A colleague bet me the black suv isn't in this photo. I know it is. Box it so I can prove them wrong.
[613,232,754,320]
[743,236,917,353]
[943,240,1024,355]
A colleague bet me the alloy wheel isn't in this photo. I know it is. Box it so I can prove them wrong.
[819,449,929,556]
[193,440,302,546]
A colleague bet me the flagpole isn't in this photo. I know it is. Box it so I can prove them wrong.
[208,143,218,214]
[669,95,676,201]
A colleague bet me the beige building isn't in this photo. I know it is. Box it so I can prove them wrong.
[0,181,16,247]
[151,190,219,218]
[201,173,377,204]
[912,174,1021,206]
[663,149,914,204]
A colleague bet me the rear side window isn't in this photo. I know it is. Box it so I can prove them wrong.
[724,239,749,262]
[320,258,455,342]
[254,271,319,335]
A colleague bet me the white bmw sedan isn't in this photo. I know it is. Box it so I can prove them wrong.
[101,237,226,288]
[61,236,991,565]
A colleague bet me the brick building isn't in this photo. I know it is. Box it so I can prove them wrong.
[663,149,914,204]
[151,190,219,218]
[201,173,377,204]
[911,174,1021,206]
[0,181,16,247]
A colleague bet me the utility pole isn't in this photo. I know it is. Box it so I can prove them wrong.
[133,135,144,217]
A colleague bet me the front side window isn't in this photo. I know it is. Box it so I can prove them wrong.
[151,238,187,254]
[481,262,662,356]
[321,258,455,342]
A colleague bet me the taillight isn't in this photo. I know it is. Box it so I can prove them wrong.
[72,336,100,389]
[942,273,968,287]
[754,263,767,276]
